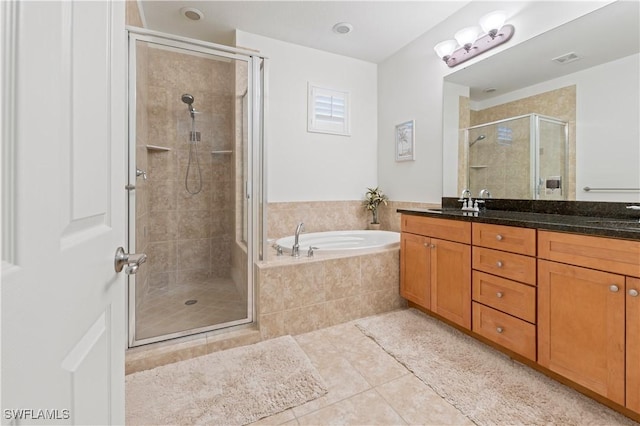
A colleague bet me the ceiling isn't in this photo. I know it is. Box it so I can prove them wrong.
[139,1,471,63]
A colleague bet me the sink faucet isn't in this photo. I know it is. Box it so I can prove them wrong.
[479,188,491,199]
[459,188,479,212]
[292,222,305,257]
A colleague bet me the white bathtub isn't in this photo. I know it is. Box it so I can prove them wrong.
[275,230,400,256]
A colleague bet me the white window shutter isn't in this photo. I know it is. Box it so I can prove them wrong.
[308,84,350,136]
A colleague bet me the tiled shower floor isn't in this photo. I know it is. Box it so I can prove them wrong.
[135,277,247,341]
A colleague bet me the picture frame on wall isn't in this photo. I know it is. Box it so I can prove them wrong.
[395,120,415,161]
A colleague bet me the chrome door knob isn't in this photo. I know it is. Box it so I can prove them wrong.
[610,285,620,293]
[114,247,147,274]
[630,289,639,297]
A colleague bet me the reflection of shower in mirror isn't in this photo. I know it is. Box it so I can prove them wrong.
[461,113,569,200]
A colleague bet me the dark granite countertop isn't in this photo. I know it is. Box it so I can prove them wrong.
[397,198,640,241]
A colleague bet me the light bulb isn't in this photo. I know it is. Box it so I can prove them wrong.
[479,11,506,37]
[433,40,458,60]
[454,26,481,50]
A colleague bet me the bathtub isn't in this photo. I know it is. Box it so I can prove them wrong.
[275,230,400,256]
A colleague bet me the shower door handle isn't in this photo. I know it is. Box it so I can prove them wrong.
[114,247,147,275]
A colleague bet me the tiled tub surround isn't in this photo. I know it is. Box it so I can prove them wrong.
[256,247,406,340]
[267,200,439,239]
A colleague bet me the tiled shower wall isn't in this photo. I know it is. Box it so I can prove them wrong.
[138,45,235,298]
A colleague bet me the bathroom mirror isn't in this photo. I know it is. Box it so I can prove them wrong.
[442,1,640,202]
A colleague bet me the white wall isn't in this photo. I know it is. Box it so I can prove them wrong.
[235,31,378,202]
[377,1,612,203]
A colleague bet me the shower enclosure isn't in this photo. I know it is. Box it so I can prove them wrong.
[127,28,266,347]
[460,113,569,200]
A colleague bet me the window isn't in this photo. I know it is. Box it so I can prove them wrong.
[307,84,350,136]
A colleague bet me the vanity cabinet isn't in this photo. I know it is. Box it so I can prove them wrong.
[538,230,640,409]
[400,215,471,329]
[471,223,537,360]
[627,277,640,412]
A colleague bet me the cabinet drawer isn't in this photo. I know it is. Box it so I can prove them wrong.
[538,230,640,278]
[472,247,536,285]
[472,223,536,256]
[472,302,536,361]
[402,215,471,244]
[472,270,536,323]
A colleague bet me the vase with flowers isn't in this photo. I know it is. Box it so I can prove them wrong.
[363,186,388,229]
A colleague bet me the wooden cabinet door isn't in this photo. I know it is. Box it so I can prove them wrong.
[400,232,431,309]
[627,277,640,412]
[431,238,471,329]
[538,260,625,405]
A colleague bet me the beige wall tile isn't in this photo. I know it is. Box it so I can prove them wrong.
[283,304,328,335]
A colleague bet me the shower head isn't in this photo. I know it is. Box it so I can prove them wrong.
[469,134,486,146]
[181,93,196,117]
[181,93,194,105]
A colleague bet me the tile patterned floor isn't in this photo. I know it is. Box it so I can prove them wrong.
[249,320,474,426]
[136,277,247,341]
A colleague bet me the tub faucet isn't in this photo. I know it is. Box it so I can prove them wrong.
[292,222,305,257]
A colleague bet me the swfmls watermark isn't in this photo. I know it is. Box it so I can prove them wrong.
[4,409,70,421]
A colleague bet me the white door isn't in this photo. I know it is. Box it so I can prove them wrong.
[1,1,126,424]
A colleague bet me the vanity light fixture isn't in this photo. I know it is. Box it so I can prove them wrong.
[434,11,514,68]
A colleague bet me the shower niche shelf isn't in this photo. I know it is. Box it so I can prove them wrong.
[211,150,233,155]
[146,145,171,152]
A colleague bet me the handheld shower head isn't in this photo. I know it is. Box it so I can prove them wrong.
[469,134,486,146]
[181,93,196,117]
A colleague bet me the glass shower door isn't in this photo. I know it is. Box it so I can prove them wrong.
[127,31,261,347]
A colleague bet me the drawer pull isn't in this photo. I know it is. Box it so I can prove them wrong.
[610,285,620,293]
[496,327,504,334]
[431,244,436,249]
[630,289,639,297]
[496,261,503,268]
[496,234,503,241]
[496,292,503,298]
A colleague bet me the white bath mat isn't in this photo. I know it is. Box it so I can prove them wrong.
[126,335,327,425]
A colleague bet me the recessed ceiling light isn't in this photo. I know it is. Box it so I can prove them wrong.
[180,7,204,21]
[332,22,353,35]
